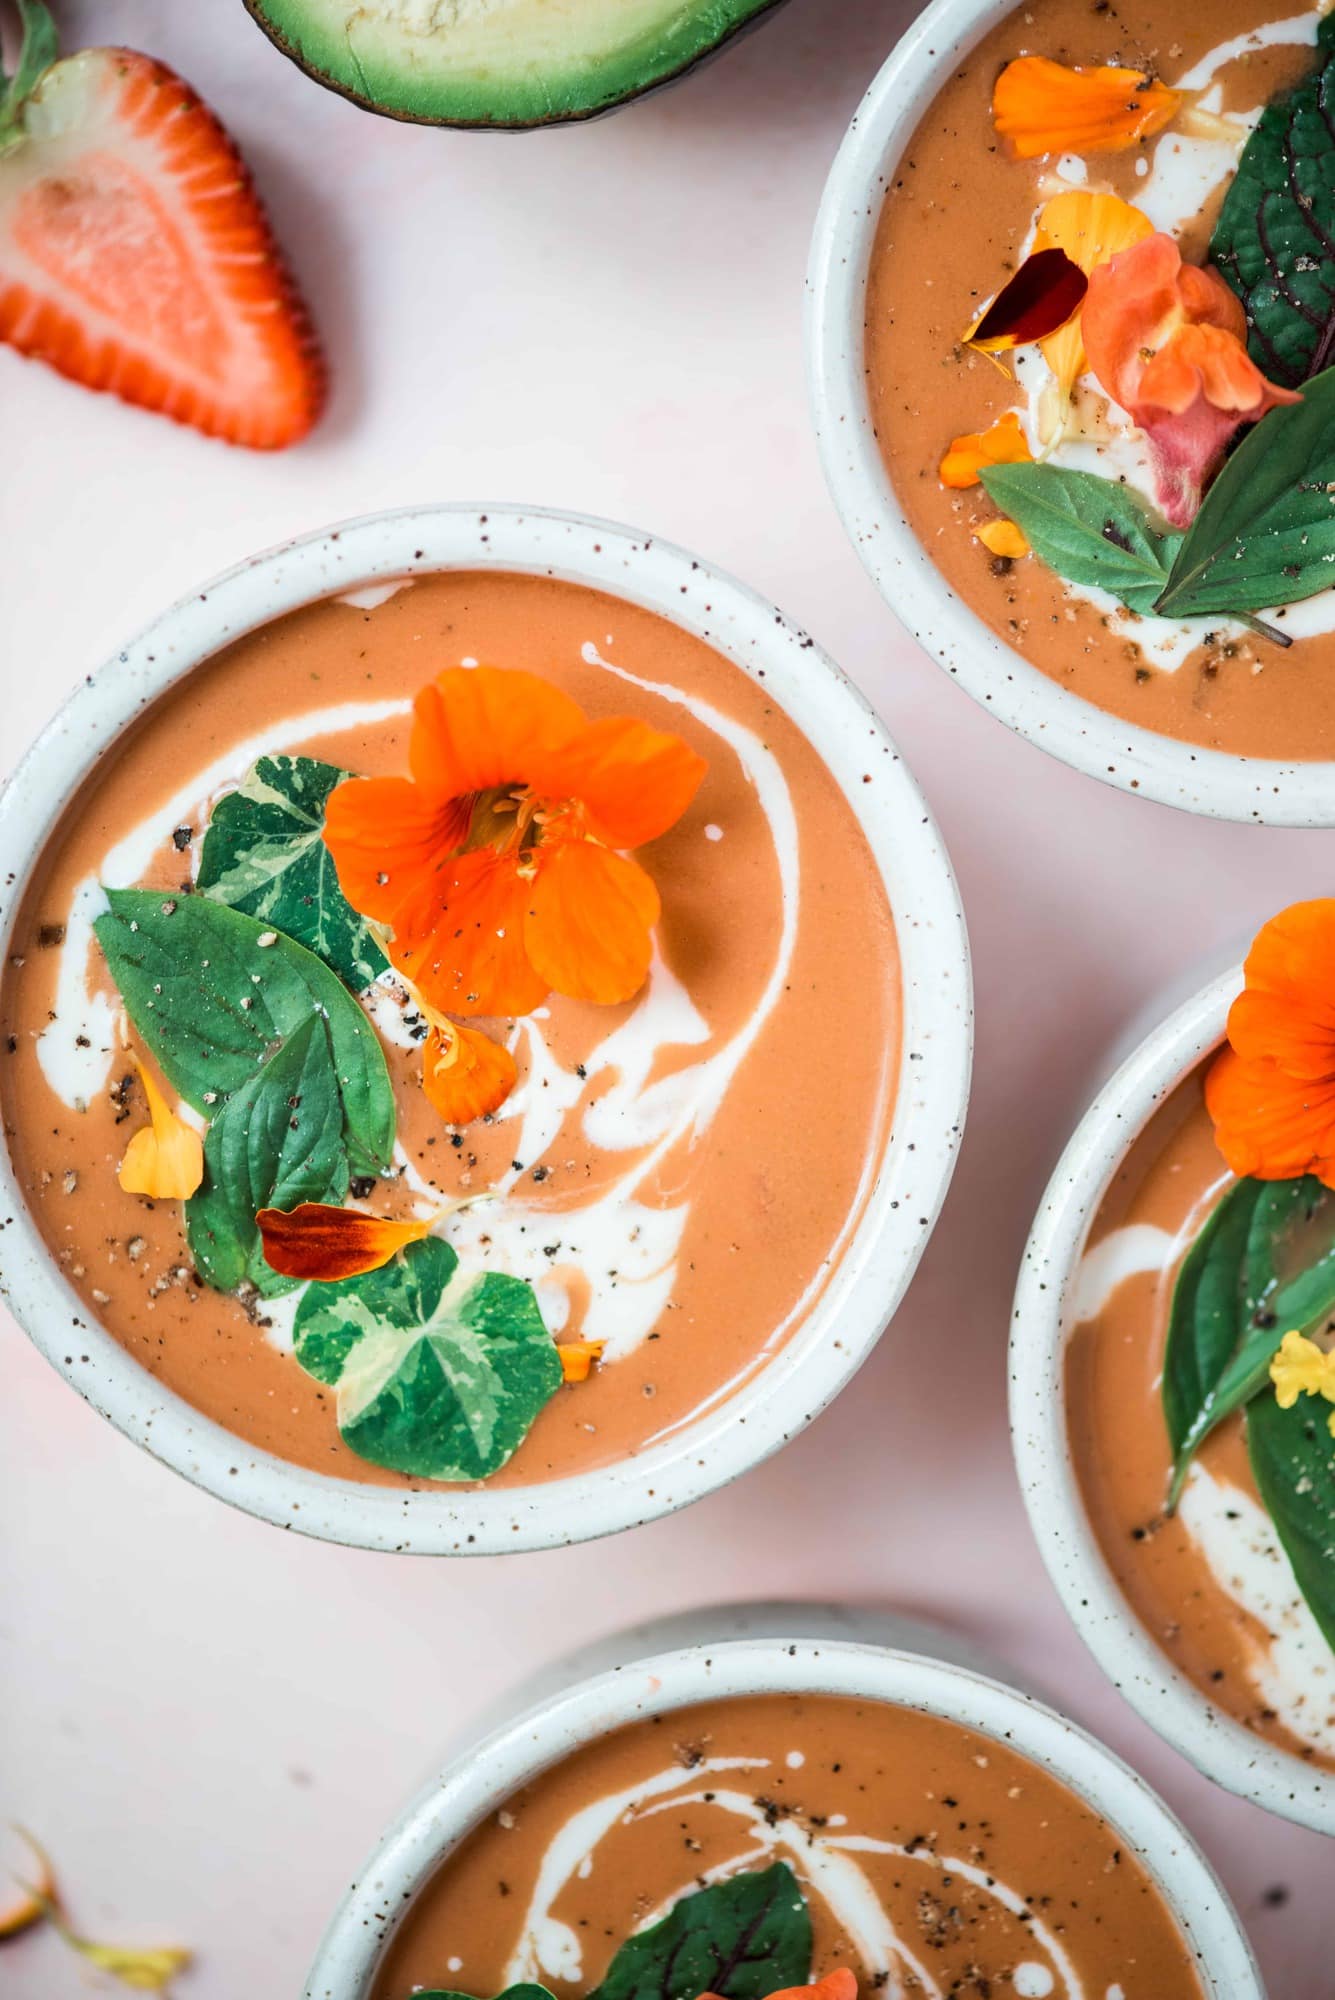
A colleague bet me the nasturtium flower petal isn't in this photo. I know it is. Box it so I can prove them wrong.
[993,55,1181,158]
[118,1060,203,1200]
[423,1018,517,1126]
[258,1201,434,1282]
[525,840,660,1006]
[940,410,1032,489]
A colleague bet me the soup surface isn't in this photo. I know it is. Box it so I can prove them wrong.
[0,571,899,1489]
[370,1690,1205,2000]
[866,0,1335,758]
[1067,1061,1335,1769]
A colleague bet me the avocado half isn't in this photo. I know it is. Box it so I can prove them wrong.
[243,0,791,129]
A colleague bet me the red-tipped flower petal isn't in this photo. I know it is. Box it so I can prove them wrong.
[257,1201,433,1282]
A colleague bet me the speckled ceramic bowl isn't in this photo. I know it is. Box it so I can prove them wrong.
[302,1604,1261,2000]
[0,504,971,1555]
[1012,965,1335,1831]
[804,0,1335,826]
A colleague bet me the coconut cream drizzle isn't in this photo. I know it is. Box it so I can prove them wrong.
[1074,1221,1335,1755]
[1004,8,1331,672]
[33,635,806,1376]
[501,1757,1085,2000]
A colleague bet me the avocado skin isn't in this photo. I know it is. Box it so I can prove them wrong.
[241,0,792,131]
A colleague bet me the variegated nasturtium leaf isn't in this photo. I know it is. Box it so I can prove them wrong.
[292,1236,562,1479]
[185,1015,349,1297]
[588,1863,812,2000]
[196,754,387,992]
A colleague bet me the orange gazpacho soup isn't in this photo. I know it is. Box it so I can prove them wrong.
[0,571,899,1489]
[867,0,1335,758]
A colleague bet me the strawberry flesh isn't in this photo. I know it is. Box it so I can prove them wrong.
[0,47,325,447]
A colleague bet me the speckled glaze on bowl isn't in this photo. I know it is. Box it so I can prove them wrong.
[301,1606,1261,2000]
[0,504,972,1555]
[804,0,1335,826]
[1012,966,1335,1831]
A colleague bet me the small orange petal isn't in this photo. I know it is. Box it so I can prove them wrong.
[940,411,1032,489]
[525,839,660,1006]
[257,1201,434,1282]
[118,1060,203,1200]
[535,716,708,849]
[976,519,1030,559]
[557,1339,605,1382]
[993,56,1181,158]
[423,1019,518,1126]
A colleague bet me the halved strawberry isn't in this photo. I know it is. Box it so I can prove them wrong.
[0,2,325,447]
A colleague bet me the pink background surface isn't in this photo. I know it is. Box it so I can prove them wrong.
[1,2,1332,1994]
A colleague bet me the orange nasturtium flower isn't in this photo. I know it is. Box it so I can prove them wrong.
[992,55,1181,158]
[323,666,707,1019]
[257,1201,435,1282]
[1206,902,1335,1188]
[1031,191,1154,427]
[118,1056,204,1200]
[1082,232,1302,525]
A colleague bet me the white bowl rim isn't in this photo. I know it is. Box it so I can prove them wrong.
[0,501,973,1555]
[803,0,1335,827]
[301,1630,1262,2000]
[1011,962,1335,1831]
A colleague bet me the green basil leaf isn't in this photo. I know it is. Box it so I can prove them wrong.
[1247,1390,1335,1653]
[1165,1175,1335,1504]
[185,1015,348,1297]
[94,889,394,1175]
[1211,19,1335,389]
[978,463,1178,612]
[1163,1177,1266,1469]
[587,1863,811,2000]
[1154,367,1335,619]
[292,1236,561,1480]
[196,755,387,993]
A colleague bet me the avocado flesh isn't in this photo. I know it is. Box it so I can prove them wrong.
[245,0,785,127]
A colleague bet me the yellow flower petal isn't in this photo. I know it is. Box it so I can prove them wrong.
[1033,192,1155,427]
[118,1060,204,1200]
[1269,1329,1335,1409]
[62,1936,192,1991]
[977,520,1030,559]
